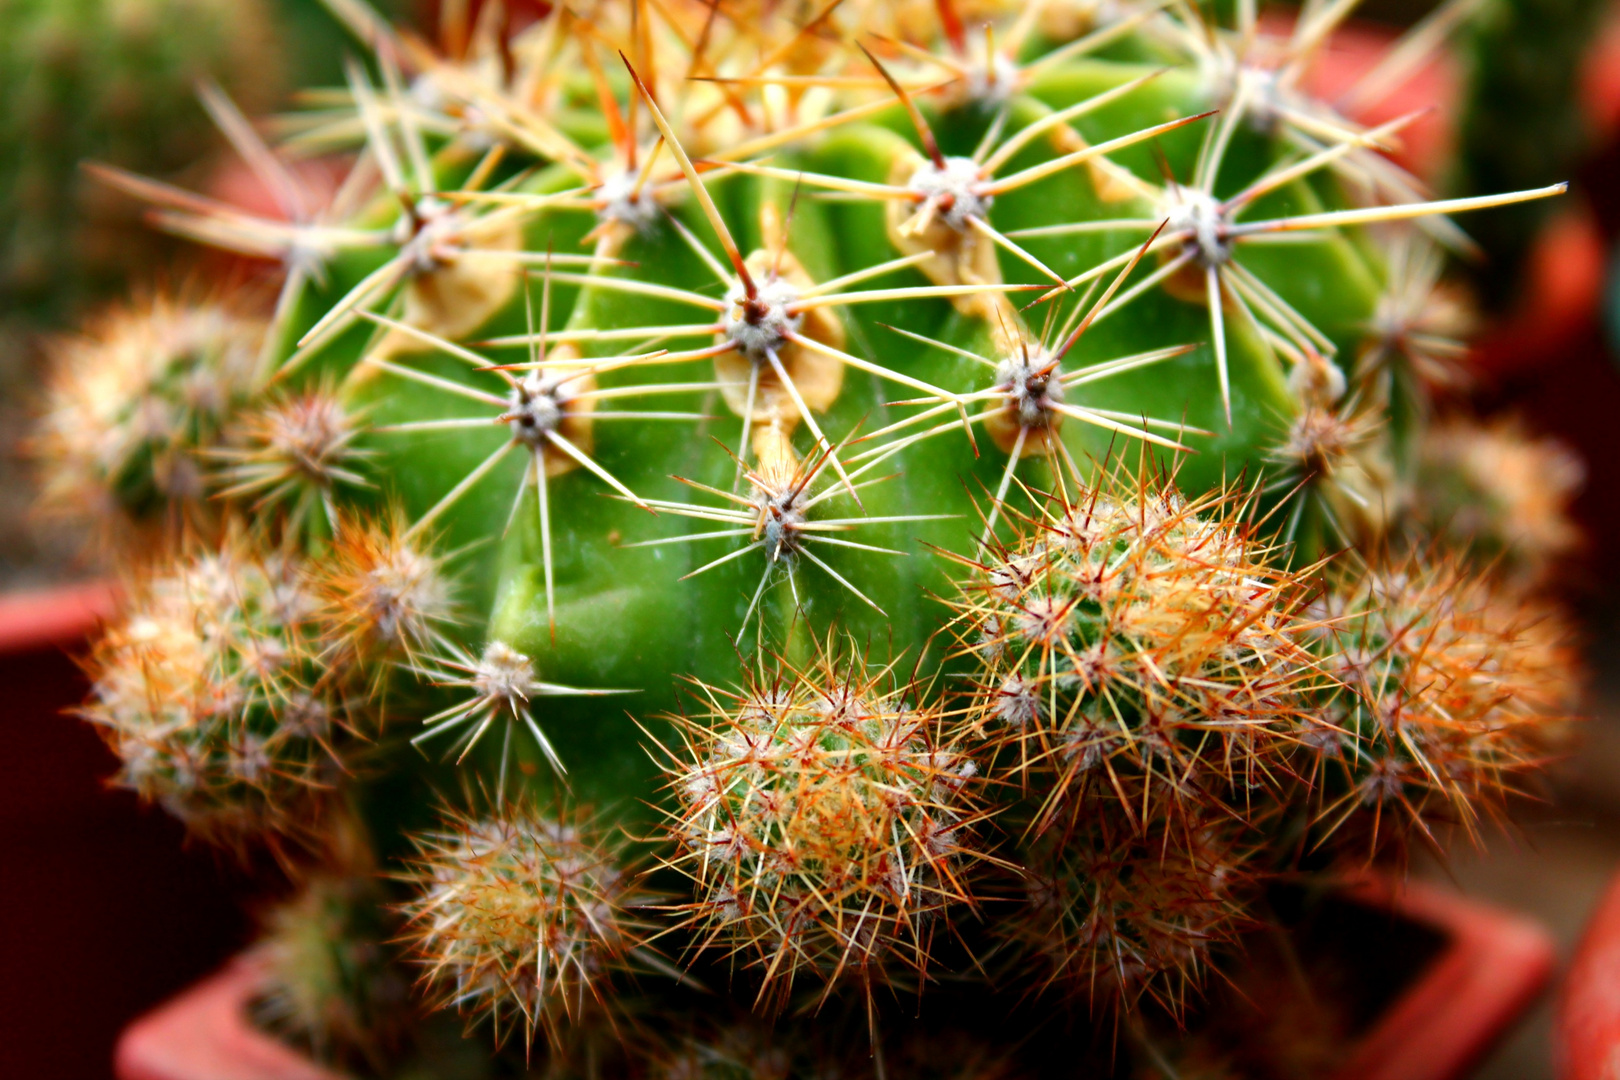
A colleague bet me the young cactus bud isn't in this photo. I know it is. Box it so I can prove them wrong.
[661,638,985,1007]
[33,294,265,549]
[1414,415,1584,585]
[1307,555,1579,853]
[208,385,370,534]
[395,801,648,1049]
[1005,800,1253,1016]
[1358,235,1477,401]
[250,871,408,1068]
[79,528,344,845]
[1267,349,1399,549]
[652,1022,795,1080]
[949,464,1318,831]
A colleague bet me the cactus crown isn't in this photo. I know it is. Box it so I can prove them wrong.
[45,0,1584,1073]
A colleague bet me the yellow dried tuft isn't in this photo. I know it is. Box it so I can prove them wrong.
[660,637,986,1007]
[315,509,456,679]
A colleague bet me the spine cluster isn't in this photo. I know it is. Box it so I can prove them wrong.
[662,641,984,1005]
[396,802,646,1048]
[80,533,343,844]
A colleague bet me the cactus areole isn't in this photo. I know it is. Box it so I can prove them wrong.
[46,0,1584,1072]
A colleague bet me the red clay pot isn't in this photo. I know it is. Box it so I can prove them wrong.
[0,579,272,1080]
[0,578,116,653]
[116,957,343,1080]
[1329,876,1557,1080]
[1556,870,1620,1080]
[114,875,1554,1080]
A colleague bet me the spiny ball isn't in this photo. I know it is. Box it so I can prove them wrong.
[79,531,343,842]
[396,802,643,1047]
[1415,415,1583,584]
[664,641,983,1001]
[314,510,456,676]
[34,293,264,546]
[1006,799,1252,1014]
[1307,554,1578,850]
[952,468,1317,829]
[250,870,406,1067]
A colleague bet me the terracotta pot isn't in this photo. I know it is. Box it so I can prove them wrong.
[114,875,1554,1080]
[1467,204,1610,381]
[1329,876,1557,1080]
[116,957,343,1080]
[1556,869,1620,1080]
[0,579,116,654]
[0,578,273,1080]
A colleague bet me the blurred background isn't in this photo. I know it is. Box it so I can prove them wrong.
[5,0,1620,1076]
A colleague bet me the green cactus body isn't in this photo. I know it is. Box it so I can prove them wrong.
[47,0,1584,1072]
[286,56,1399,815]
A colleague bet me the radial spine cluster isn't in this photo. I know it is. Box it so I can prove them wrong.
[664,640,984,1003]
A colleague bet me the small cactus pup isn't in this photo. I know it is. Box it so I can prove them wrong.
[33,293,268,552]
[249,814,409,1069]
[78,528,350,848]
[1010,800,1255,1016]
[395,798,655,1051]
[944,460,1313,1011]
[657,636,987,1011]
[1303,553,1580,856]
[1413,413,1585,585]
[49,0,1589,1073]
[947,461,1320,832]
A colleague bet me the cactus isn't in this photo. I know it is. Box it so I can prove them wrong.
[395,799,652,1048]
[1305,553,1579,853]
[1414,414,1584,585]
[251,867,408,1067]
[46,0,1587,1074]
[660,637,984,1008]
[78,530,346,847]
[34,293,267,549]
[0,0,280,324]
